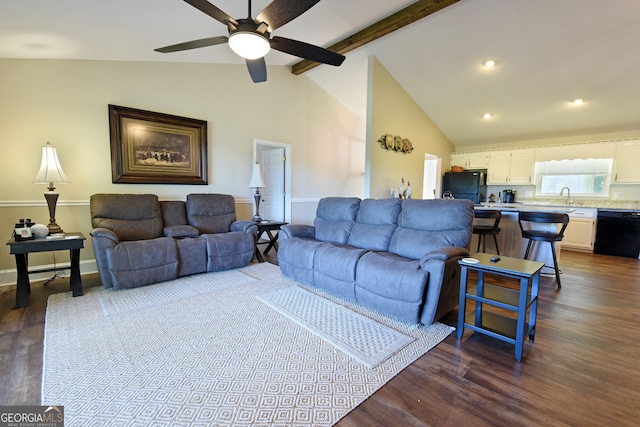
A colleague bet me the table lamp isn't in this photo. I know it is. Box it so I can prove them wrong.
[249,162,266,222]
[33,142,69,234]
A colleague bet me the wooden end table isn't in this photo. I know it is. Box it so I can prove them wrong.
[457,252,544,362]
[6,232,85,309]
[255,221,287,263]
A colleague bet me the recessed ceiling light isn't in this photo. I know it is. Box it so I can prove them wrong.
[483,59,496,68]
[483,113,492,119]
[571,98,584,105]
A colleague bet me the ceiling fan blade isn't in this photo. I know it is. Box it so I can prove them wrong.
[155,36,228,53]
[246,58,267,83]
[183,0,237,26]
[256,0,320,31]
[271,36,345,66]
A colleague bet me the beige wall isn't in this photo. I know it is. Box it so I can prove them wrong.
[0,59,365,285]
[366,57,454,199]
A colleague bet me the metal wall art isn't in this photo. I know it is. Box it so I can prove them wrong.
[378,134,414,154]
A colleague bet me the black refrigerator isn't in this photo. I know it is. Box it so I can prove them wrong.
[442,170,487,203]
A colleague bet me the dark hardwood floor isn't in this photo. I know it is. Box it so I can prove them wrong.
[1,250,639,426]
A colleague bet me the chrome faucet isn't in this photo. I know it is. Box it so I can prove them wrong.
[560,187,571,205]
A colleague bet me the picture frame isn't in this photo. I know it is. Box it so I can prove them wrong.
[108,104,208,184]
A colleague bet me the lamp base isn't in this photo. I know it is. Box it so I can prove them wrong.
[253,190,263,223]
[47,222,63,235]
[44,191,63,235]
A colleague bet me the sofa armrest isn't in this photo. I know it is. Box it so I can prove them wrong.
[231,220,258,235]
[418,246,469,325]
[90,227,119,243]
[163,225,200,238]
[420,246,469,266]
[280,224,315,241]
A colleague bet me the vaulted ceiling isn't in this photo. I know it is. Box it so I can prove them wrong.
[2,0,639,149]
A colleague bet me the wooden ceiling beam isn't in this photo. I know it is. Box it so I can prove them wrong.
[291,0,461,75]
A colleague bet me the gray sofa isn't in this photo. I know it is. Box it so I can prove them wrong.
[277,197,474,325]
[90,193,257,290]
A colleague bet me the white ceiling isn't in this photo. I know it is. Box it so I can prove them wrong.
[2,0,640,149]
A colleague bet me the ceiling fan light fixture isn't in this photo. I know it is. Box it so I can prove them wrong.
[483,59,496,68]
[228,31,270,59]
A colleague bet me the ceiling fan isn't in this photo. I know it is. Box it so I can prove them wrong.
[155,0,346,83]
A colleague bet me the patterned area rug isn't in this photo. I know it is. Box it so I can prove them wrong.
[42,263,453,426]
[258,287,414,368]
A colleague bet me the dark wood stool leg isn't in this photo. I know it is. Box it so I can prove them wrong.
[493,234,500,255]
[524,239,533,259]
[549,242,561,289]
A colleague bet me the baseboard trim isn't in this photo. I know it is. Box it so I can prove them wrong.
[0,259,98,288]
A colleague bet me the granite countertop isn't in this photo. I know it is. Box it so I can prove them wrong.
[514,198,640,210]
[475,203,576,213]
[475,198,640,212]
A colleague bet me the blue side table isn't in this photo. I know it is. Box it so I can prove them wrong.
[457,253,544,362]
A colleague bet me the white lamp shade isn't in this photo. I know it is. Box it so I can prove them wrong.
[228,32,271,60]
[34,142,69,184]
[249,163,266,188]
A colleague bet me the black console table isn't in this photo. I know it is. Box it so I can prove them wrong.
[6,232,85,309]
[255,221,287,263]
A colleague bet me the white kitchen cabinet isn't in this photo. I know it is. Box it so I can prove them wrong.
[509,149,535,184]
[468,152,489,169]
[614,140,640,183]
[562,209,597,252]
[487,149,535,185]
[450,153,467,169]
[487,151,510,184]
[450,152,488,170]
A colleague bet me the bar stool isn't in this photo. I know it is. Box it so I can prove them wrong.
[518,211,569,288]
[473,210,502,254]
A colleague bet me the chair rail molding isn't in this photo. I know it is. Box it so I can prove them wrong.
[0,200,89,208]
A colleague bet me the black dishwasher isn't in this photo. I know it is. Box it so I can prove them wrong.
[593,209,640,258]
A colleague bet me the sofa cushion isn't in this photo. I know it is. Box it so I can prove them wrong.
[106,237,178,289]
[313,243,367,301]
[160,200,188,226]
[202,232,254,272]
[163,225,200,238]
[90,194,163,241]
[175,237,207,277]
[355,251,428,324]
[389,199,474,260]
[347,198,401,251]
[277,238,327,285]
[187,194,237,234]
[314,197,361,244]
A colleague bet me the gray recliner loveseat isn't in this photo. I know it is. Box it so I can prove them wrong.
[277,197,474,325]
[90,193,257,289]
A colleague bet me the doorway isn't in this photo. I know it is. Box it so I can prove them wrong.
[254,139,292,222]
[423,154,442,199]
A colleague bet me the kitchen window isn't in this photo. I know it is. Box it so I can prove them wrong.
[534,158,613,197]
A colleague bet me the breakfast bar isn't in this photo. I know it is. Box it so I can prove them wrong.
[472,204,574,274]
